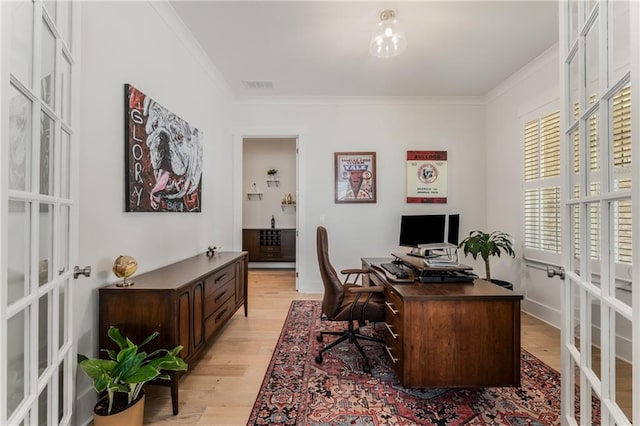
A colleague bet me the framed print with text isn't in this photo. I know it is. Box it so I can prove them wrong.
[334,152,376,203]
[124,84,203,212]
[406,150,447,203]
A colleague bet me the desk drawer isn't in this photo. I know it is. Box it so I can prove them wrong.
[384,287,404,325]
[384,340,403,376]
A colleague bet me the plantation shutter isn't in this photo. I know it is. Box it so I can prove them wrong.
[571,86,631,264]
[613,87,631,264]
[524,111,561,253]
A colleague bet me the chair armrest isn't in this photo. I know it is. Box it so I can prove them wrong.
[340,268,368,275]
[340,268,368,285]
[347,285,385,294]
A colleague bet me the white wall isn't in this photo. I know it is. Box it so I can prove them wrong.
[232,99,488,293]
[484,45,562,326]
[243,138,296,229]
[74,2,234,422]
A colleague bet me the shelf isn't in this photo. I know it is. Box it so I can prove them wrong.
[247,192,263,200]
[266,179,280,187]
[281,204,296,211]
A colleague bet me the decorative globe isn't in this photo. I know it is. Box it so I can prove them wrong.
[113,255,138,287]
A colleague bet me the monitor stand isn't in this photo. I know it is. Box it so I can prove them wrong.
[406,247,428,258]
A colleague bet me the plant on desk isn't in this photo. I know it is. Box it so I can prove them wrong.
[78,326,187,425]
[459,230,515,284]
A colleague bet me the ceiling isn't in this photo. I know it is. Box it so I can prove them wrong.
[169,1,559,98]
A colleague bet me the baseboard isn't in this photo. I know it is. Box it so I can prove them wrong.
[248,262,295,269]
[74,386,97,426]
[522,299,561,329]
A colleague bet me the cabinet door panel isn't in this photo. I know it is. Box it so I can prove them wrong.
[242,230,261,261]
[192,283,204,352]
[281,229,296,261]
[178,291,190,359]
[235,260,245,305]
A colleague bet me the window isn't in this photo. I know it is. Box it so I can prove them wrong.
[524,111,561,253]
[573,87,631,264]
[524,87,631,264]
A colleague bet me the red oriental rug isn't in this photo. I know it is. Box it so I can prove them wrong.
[248,300,596,425]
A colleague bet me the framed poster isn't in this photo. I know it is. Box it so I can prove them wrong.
[124,84,203,212]
[334,152,376,203]
[406,150,447,203]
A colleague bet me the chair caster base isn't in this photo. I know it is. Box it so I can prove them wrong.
[316,334,323,342]
[363,364,371,373]
[315,354,323,364]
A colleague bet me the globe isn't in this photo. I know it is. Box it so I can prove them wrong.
[113,255,138,287]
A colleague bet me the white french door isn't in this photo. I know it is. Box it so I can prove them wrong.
[560,0,636,424]
[1,1,79,424]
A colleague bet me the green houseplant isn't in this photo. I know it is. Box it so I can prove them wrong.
[78,326,187,424]
[267,168,278,177]
[459,230,515,283]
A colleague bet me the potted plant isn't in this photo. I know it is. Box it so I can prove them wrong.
[267,168,278,178]
[78,326,188,426]
[459,230,515,289]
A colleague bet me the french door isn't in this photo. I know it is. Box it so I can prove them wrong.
[1,1,79,424]
[560,0,637,424]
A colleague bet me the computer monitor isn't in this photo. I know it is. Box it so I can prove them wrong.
[447,214,460,245]
[399,214,446,248]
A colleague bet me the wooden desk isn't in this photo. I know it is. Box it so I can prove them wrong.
[363,257,523,389]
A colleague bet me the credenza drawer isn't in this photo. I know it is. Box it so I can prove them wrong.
[205,296,235,341]
[204,264,236,318]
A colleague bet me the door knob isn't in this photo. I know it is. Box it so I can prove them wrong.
[73,265,92,279]
[546,265,565,280]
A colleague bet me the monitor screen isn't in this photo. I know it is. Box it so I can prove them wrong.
[447,214,460,245]
[399,214,446,248]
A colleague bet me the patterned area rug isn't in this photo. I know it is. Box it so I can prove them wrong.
[248,300,594,425]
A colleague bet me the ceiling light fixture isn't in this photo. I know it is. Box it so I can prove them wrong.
[370,9,407,58]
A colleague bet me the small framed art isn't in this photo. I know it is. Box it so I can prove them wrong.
[334,152,376,203]
[406,150,447,203]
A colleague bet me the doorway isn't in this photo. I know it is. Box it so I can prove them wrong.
[240,138,298,287]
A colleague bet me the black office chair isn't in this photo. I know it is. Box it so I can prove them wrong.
[315,226,386,373]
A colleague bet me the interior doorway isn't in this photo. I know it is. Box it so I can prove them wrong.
[240,138,298,285]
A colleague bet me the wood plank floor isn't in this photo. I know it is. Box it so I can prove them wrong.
[142,269,629,425]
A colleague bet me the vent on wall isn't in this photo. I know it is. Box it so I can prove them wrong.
[242,80,274,89]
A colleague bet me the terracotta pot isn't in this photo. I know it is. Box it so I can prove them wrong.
[93,393,145,426]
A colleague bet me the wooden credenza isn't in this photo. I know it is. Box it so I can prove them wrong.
[98,251,248,415]
[364,257,522,389]
[242,228,296,262]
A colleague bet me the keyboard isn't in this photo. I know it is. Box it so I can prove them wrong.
[418,270,475,283]
[381,263,409,279]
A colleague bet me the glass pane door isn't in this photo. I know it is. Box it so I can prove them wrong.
[1,1,77,424]
[560,0,634,423]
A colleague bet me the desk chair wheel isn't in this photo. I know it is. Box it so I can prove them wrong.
[363,364,371,373]
[317,334,324,342]
[315,354,323,364]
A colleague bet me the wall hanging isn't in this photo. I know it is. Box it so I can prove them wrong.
[334,152,376,203]
[124,84,203,212]
[406,150,447,203]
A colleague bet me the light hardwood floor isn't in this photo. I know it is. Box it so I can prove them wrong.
[142,269,629,425]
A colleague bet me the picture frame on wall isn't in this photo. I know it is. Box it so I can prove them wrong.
[334,152,377,203]
[124,84,203,212]
[406,150,448,203]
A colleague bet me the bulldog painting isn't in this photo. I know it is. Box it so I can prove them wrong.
[124,84,202,212]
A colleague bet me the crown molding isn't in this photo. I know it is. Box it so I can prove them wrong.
[234,95,485,106]
[150,1,234,100]
[483,43,559,104]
